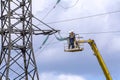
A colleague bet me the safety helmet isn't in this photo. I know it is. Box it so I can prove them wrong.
[69,31,71,33]
[69,30,74,33]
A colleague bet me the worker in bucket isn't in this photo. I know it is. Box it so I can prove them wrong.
[68,30,76,49]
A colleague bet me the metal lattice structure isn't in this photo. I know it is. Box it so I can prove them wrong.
[0,0,57,80]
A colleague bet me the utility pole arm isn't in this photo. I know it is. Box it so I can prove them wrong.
[78,39,112,80]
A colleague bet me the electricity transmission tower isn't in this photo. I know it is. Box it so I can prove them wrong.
[0,0,58,80]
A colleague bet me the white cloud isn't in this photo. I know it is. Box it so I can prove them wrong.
[32,0,57,14]
[58,74,86,80]
[33,0,120,79]
[107,36,120,52]
[40,72,86,80]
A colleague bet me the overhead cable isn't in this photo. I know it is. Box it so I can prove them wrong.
[46,10,120,24]
[41,0,61,20]
[79,31,120,34]
[36,0,79,25]
[59,0,80,9]
[33,15,56,30]
[42,8,55,20]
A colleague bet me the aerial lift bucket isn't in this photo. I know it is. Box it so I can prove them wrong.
[64,34,84,52]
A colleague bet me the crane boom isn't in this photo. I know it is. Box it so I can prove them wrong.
[78,39,112,80]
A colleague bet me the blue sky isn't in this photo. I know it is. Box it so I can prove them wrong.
[32,0,120,80]
[0,0,120,80]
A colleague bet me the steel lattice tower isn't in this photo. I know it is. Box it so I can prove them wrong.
[0,0,57,80]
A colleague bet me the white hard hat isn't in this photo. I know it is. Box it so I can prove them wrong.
[69,30,74,33]
[69,31,71,33]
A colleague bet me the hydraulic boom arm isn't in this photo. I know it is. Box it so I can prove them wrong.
[78,39,112,80]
